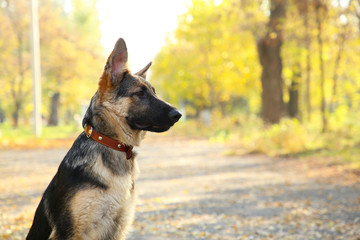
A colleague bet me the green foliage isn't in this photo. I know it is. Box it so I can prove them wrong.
[0,122,81,140]
[171,113,360,168]
[251,119,318,156]
[39,0,103,119]
[150,0,360,166]
[152,0,360,124]
[151,0,262,116]
[325,110,360,150]
[0,0,103,126]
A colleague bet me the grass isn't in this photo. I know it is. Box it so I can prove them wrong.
[317,146,360,169]
[171,115,360,169]
[0,122,82,149]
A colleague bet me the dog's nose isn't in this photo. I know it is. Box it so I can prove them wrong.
[168,109,182,122]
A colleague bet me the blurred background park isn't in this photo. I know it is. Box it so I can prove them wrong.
[1,1,360,239]
[0,0,360,167]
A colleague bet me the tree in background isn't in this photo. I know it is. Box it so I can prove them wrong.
[40,0,103,126]
[1,0,360,132]
[0,0,31,128]
[151,0,262,118]
[257,0,286,124]
[314,0,327,132]
[302,0,312,122]
[0,0,103,127]
[152,0,360,133]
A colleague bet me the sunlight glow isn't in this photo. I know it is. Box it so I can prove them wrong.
[96,0,189,71]
[64,0,72,13]
[214,0,223,6]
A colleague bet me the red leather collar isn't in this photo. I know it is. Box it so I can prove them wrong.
[84,124,133,160]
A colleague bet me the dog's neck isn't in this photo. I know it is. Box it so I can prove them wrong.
[113,120,146,146]
[83,101,146,147]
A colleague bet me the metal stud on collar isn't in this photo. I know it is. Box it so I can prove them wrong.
[98,136,102,141]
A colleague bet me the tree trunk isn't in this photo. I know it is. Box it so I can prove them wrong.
[304,0,312,122]
[288,64,300,118]
[331,6,350,112]
[6,6,28,129]
[12,101,21,128]
[48,92,60,126]
[10,34,26,128]
[0,102,5,123]
[315,1,327,132]
[330,32,345,112]
[257,0,286,124]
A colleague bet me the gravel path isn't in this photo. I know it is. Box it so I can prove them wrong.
[0,135,359,239]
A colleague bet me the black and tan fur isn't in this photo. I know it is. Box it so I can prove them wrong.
[26,38,182,240]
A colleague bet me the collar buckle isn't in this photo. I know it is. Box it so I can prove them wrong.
[84,124,93,138]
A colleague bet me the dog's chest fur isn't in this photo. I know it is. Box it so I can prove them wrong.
[47,136,140,240]
[69,155,138,240]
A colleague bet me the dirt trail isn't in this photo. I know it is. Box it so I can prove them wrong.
[0,135,359,239]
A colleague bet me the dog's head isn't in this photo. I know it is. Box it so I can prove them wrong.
[83,38,181,145]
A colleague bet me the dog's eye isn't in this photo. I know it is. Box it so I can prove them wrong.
[134,90,145,97]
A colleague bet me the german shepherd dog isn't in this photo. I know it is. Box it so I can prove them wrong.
[26,38,182,240]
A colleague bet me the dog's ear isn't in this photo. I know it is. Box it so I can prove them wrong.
[108,38,128,79]
[99,38,128,92]
[135,62,152,79]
